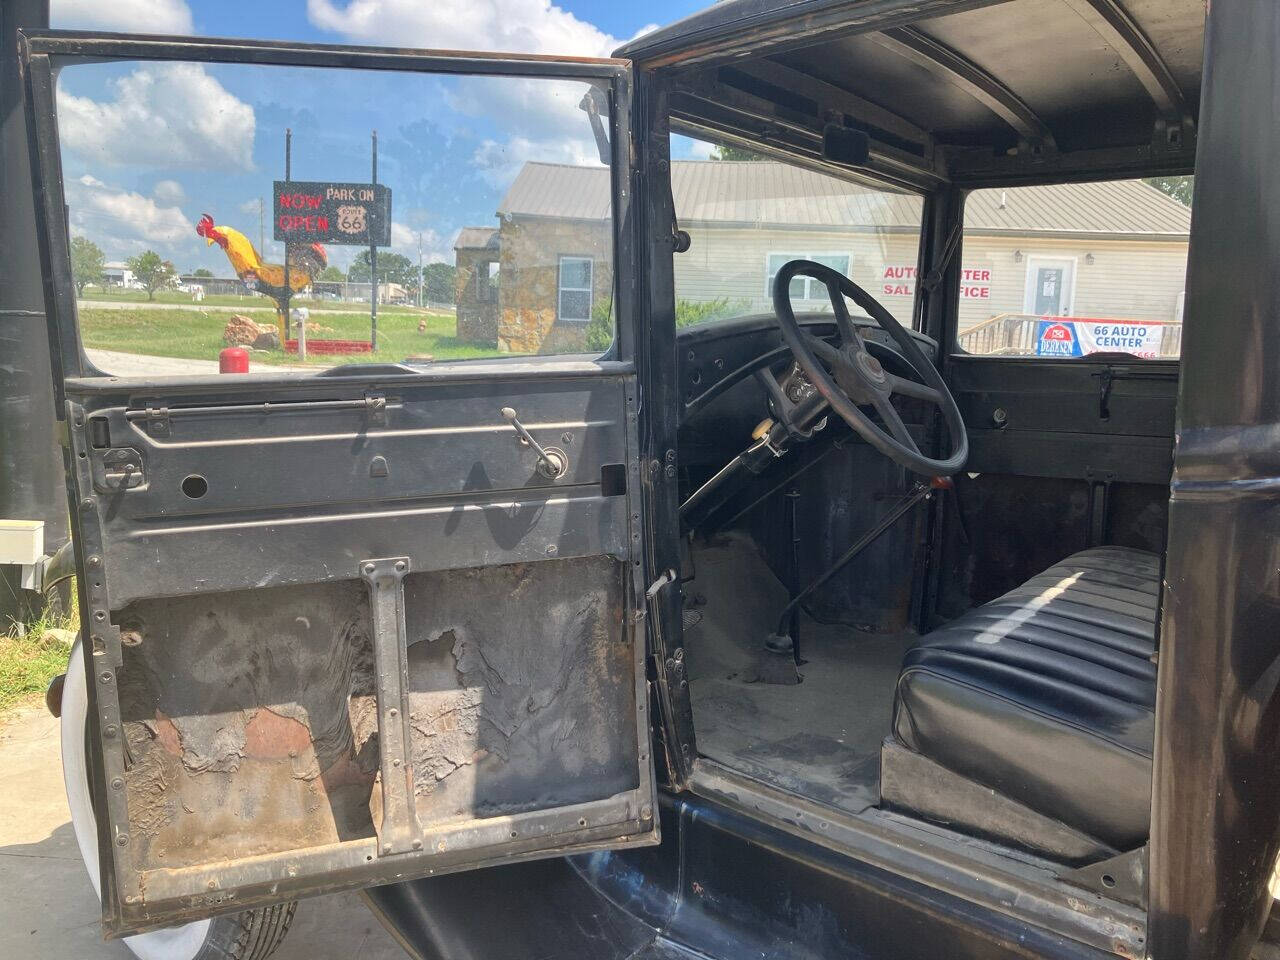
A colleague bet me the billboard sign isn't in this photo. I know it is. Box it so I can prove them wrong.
[272,181,392,246]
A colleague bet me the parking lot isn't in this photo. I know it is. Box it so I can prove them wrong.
[0,707,406,960]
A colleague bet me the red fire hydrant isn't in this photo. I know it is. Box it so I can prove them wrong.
[219,347,249,374]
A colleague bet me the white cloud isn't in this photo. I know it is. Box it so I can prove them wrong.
[472,133,597,187]
[67,174,194,258]
[52,0,195,33]
[389,222,451,263]
[309,1,656,189]
[307,0,650,58]
[153,179,186,205]
[58,63,255,171]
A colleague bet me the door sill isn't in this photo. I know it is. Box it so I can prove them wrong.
[686,757,1147,958]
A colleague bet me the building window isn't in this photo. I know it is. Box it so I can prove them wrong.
[558,256,593,322]
[766,253,852,301]
[475,260,498,302]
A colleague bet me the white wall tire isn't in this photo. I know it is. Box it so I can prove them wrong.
[60,638,296,960]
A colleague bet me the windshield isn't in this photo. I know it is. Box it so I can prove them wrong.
[668,135,924,331]
[55,60,614,376]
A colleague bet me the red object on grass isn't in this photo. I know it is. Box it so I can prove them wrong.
[283,339,374,355]
[219,347,250,373]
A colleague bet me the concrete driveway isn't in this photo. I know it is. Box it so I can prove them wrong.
[0,706,408,960]
[84,349,309,377]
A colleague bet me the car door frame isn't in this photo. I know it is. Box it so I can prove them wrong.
[20,29,663,935]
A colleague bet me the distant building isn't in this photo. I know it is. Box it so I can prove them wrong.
[101,261,136,287]
[454,161,1190,355]
[453,227,500,344]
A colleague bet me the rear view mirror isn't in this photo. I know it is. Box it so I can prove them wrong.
[822,124,871,167]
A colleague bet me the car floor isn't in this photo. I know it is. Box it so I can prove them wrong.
[682,533,915,816]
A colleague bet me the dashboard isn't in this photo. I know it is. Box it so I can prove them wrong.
[676,312,939,429]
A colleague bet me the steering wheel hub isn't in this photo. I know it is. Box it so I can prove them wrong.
[855,350,886,384]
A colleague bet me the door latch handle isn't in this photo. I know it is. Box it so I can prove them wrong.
[501,407,568,479]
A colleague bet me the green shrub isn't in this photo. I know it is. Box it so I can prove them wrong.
[585,297,748,351]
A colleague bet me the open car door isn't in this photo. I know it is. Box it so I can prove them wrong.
[21,31,657,935]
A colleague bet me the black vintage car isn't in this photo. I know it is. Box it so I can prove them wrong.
[17,1,1280,958]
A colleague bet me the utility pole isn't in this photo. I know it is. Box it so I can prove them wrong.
[417,230,424,308]
[258,197,265,255]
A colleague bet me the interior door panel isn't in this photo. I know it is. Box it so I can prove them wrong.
[64,366,656,934]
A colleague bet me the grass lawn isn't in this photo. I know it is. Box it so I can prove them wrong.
[80,306,503,366]
[80,286,446,314]
[0,606,76,716]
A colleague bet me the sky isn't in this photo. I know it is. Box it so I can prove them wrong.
[48,0,712,274]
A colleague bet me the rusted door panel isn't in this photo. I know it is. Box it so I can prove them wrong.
[63,368,656,936]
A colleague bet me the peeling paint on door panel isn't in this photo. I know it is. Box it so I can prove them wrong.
[116,580,379,871]
[402,556,637,825]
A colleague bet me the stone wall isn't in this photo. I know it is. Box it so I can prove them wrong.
[454,247,499,345]
[496,217,612,354]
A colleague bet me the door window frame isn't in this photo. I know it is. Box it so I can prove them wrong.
[21,30,638,399]
[1022,255,1077,316]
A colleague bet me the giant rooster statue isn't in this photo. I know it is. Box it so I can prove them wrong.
[196,213,328,340]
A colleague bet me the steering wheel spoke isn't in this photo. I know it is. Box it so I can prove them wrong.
[884,372,943,405]
[870,393,921,454]
[826,277,866,350]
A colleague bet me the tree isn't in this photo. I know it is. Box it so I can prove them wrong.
[126,250,178,301]
[422,262,456,304]
[1144,175,1194,206]
[347,250,416,288]
[190,267,214,278]
[315,265,346,282]
[710,144,765,161]
[70,236,105,295]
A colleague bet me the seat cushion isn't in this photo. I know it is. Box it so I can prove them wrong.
[892,546,1160,850]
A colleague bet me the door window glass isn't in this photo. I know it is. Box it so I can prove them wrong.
[53,61,616,375]
[956,179,1191,358]
[669,135,923,330]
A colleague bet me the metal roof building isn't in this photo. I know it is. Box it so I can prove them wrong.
[490,161,1190,238]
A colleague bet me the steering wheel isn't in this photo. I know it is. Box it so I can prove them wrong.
[772,259,968,477]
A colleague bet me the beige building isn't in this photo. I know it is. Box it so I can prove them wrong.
[455,161,1190,355]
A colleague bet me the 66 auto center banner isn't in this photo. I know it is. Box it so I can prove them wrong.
[1035,318,1168,358]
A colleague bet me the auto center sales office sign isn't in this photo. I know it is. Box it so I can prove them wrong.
[273,181,392,246]
[881,265,992,299]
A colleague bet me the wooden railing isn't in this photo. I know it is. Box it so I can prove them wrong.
[956,313,1183,358]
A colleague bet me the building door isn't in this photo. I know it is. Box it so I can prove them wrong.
[1024,257,1075,316]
